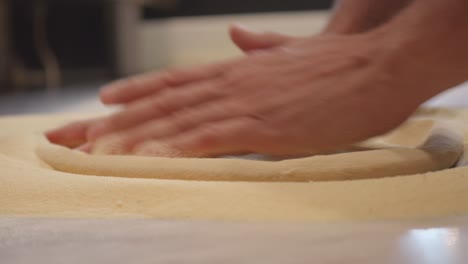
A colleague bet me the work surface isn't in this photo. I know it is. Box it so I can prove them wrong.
[2,84,468,263]
[2,217,468,264]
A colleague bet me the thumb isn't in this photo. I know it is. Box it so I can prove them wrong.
[229,24,295,53]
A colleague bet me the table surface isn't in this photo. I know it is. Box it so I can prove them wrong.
[1,82,468,263]
[1,216,468,264]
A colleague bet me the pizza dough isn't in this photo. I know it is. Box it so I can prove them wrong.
[36,123,463,182]
[1,108,468,222]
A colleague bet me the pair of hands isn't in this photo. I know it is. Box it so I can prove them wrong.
[46,25,417,157]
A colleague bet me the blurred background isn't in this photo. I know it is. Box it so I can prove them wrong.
[0,0,332,114]
[1,0,467,115]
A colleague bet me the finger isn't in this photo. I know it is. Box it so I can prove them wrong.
[74,142,92,153]
[45,118,99,148]
[100,61,235,105]
[134,117,259,157]
[90,96,254,155]
[87,79,229,141]
[229,24,295,53]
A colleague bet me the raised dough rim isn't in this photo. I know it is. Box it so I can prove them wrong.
[36,123,464,182]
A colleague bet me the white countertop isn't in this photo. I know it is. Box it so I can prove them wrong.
[1,216,467,264]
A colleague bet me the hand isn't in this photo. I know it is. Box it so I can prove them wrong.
[47,30,420,157]
[46,25,296,151]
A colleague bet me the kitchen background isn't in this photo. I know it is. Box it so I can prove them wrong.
[1,0,467,115]
[0,0,332,94]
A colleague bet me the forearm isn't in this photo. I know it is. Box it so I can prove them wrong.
[377,0,468,100]
[324,0,413,34]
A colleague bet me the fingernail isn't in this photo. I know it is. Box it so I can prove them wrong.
[45,129,60,142]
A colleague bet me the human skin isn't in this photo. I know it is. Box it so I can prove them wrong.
[46,0,468,157]
[324,0,413,34]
